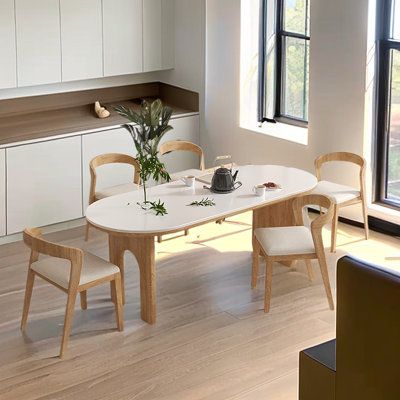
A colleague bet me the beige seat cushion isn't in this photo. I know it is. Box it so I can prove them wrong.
[31,251,120,289]
[312,180,360,204]
[170,169,204,182]
[96,182,139,200]
[255,226,316,256]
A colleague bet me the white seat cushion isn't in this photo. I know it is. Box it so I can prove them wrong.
[170,169,204,182]
[31,251,120,289]
[255,226,315,256]
[312,180,360,204]
[96,182,139,200]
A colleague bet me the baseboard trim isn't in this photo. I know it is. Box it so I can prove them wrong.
[309,208,400,237]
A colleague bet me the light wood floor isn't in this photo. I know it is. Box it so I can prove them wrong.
[0,212,399,400]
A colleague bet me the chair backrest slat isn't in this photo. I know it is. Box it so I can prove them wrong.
[159,140,205,170]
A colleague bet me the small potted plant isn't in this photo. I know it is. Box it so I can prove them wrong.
[115,99,172,215]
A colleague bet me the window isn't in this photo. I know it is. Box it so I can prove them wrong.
[258,0,310,125]
[376,0,400,207]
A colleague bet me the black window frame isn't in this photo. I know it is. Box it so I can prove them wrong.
[258,0,310,127]
[375,0,400,208]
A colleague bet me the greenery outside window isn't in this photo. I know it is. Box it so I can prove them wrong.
[376,0,400,207]
[258,0,310,126]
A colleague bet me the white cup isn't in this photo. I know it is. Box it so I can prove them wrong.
[181,175,195,188]
[253,184,266,197]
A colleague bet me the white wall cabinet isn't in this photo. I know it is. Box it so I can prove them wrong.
[6,137,82,235]
[143,0,163,72]
[162,0,175,69]
[82,128,136,210]
[0,0,17,89]
[60,0,103,82]
[103,0,143,76]
[160,115,200,174]
[15,0,61,87]
[0,150,6,237]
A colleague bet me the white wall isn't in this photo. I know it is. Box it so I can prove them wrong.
[205,0,373,221]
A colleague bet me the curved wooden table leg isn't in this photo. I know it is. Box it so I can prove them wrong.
[109,233,156,324]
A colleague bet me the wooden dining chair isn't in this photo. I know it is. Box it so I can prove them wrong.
[158,140,206,242]
[312,152,369,252]
[159,140,205,180]
[251,194,335,313]
[86,153,140,241]
[21,228,124,358]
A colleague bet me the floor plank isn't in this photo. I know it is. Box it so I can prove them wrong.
[0,211,399,399]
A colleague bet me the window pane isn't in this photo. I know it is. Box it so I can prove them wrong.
[391,0,400,39]
[283,0,310,36]
[282,37,309,120]
[387,50,400,202]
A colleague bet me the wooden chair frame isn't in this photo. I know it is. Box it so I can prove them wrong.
[315,152,369,252]
[21,228,124,358]
[86,153,140,241]
[252,194,335,313]
[158,140,206,242]
[159,140,205,171]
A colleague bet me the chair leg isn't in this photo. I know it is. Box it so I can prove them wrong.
[305,260,314,282]
[331,204,339,253]
[60,290,77,358]
[112,274,124,332]
[21,269,35,331]
[157,235,163,243]
[85,222,90,242]
[80,291,87,310]
[316,254,334,311]
[361,198,369,240]
[251,238,261,289]
[184,229,189,236]
[264,259,273,313]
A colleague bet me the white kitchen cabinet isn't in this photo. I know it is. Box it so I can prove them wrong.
[7,137,82,235]
[143,0,175,72]
[162,0,175,69]
[82,128,136,210]
[15,0,61,87]
[103,0,143,76]
[60,0,103,82]
[0,150,6,237]
[143,0,162,71]
[0,0,17,89]
[160,115,200,174]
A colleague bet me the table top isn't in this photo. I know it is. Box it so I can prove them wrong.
[86,165,318,235]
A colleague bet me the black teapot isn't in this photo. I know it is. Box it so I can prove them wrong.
[210,156,242,193]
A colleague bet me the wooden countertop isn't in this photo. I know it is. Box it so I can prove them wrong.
[0,83,199,147]
[0,101,196,147]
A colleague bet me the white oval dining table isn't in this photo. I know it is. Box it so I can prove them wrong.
[86,165,318,324]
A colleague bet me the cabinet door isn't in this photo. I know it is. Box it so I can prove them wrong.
[82,128,136,210]
[0,0,17,89]
[160,115,200,173]
[0,150,5,237]
[7,137,82,235]
[162,0,175,69]
[60,0,103,82]
[103,0,143,76]
[143,0,162,71]
[15,0,61,87]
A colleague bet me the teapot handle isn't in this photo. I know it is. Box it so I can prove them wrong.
[214,155,233,169]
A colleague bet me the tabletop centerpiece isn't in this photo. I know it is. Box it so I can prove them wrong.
[115,99,172,216]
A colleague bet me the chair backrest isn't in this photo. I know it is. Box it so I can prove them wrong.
[23,228,83,288]
[314,152,366,190]
[159,140,205,170]
[335,256,400,399]
[89,153,140,204]
[292,194,334,230]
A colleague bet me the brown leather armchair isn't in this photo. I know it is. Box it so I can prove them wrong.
[299,255,400,399]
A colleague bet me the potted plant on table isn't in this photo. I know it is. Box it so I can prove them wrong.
[115,99,172,216]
